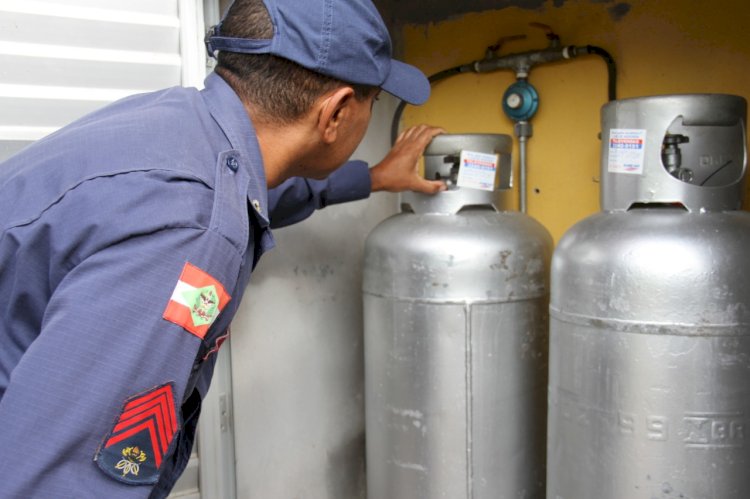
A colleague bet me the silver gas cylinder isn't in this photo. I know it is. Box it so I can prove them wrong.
[364,134,552,499]
[548,94,750,499]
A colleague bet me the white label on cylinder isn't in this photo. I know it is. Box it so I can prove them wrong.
[456,150,499,191]
[608,128,647,175]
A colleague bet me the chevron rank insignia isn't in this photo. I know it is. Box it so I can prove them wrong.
[95,383,179,485]
[163,262,231,339]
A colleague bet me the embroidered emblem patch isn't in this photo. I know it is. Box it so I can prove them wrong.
[163,262,231,339]
[116,446,147,477]
[95,383,179,485]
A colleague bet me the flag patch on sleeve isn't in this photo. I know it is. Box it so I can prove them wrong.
[162,262,231,339]
[94,383,178,485]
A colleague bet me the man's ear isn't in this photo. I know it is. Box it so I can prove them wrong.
[317,86,355,145]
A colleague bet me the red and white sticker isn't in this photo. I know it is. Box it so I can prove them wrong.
[608,128,647,175]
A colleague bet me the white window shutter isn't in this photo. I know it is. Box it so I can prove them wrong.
[0,0,209,161]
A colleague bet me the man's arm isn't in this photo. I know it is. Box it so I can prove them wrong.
[268,124,445,228]
[369,124,446,194]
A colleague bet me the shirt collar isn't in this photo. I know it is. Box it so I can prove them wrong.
[200,72,270,226]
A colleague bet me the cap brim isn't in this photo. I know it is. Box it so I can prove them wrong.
[381,59,430,106]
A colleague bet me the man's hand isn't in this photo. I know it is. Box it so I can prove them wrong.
[370,124,447,194]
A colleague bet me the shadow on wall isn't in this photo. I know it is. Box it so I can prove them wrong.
[374,0,632,26]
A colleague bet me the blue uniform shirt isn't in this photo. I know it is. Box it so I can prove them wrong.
[0,72,371,498]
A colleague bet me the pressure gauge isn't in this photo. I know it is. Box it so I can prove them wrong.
[502,81,539,121]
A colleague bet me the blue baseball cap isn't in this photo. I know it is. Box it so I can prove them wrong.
[205,0,430,105]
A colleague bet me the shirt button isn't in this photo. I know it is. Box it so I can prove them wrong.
[251,199,262,213]
[226,157,239,172]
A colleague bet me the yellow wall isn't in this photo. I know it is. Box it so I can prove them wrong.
[400,0,750,241]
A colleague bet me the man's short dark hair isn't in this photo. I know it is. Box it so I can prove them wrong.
[215,0,377,124]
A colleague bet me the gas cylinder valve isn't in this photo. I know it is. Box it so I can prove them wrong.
[662,133,693,183]
[435,154,461,188]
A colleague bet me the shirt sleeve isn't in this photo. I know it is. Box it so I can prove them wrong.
[0,225,241,498]
[267,160,372,228]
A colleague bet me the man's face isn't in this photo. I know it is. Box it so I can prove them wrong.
[303,91,377,180]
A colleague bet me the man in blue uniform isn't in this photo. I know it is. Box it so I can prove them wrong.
[0,0,444,496]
